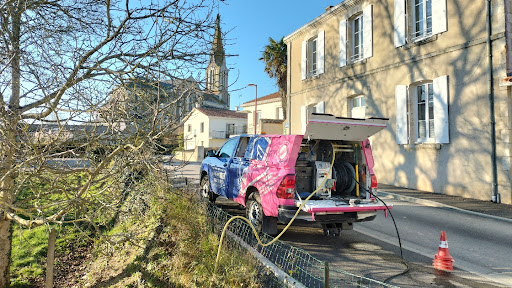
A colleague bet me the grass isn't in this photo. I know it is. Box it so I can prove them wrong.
[10,170,279,287]
[10,223,90,287]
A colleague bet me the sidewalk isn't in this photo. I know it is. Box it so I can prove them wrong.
[378,184,512,221]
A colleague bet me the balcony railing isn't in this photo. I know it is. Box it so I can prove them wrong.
[210,126,247,139]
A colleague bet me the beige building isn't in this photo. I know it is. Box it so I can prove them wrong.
[183,107,247,150]
[241,92,285,134]
[284,0,512,204]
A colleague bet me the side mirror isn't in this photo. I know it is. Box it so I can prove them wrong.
[206,150,216,157]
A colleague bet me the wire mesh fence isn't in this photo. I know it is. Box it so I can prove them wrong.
[204,198,399,288]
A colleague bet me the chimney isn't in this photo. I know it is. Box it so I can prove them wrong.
[325,5,334,12]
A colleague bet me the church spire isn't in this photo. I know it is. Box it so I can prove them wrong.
[205,13,229,109]
[210,14,225,67]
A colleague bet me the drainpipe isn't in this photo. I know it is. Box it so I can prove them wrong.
[487,0,500,203]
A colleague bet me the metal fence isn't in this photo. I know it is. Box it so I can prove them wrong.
[204,200,399,288]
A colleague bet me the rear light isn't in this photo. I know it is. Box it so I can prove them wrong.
[276,175,296,199]
[370,174,378,196]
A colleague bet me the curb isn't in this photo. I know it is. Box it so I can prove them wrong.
[378,191,512,224]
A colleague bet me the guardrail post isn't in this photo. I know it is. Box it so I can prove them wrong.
[324,261,329,288]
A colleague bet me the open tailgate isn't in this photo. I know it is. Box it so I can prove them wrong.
[304,113,388,141]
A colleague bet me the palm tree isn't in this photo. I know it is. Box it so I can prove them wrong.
[260,37,287,120]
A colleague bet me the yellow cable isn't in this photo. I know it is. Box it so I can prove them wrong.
[355,164,359,197]
[214,143,336,272]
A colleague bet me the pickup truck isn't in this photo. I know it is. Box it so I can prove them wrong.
[200,113,390,236]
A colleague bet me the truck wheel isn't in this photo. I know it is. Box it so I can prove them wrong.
[200,176,217,203]
[246,192,277,236]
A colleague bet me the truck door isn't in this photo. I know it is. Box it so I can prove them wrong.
[227,136,250,199]
[209,136,239,197]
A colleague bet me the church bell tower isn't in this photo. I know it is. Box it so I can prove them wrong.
[205,14,229,109]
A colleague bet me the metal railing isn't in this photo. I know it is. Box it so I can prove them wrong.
[204,199,399,288]
[210,127,247,139]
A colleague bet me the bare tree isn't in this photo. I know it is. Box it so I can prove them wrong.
[0,0,218,286]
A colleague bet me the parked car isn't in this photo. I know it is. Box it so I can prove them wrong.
[200,113,390,236]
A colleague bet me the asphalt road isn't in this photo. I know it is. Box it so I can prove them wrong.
[356,198,512,287]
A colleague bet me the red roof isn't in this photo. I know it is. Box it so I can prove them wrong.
[242,92,281,106]
[196,107,247,119]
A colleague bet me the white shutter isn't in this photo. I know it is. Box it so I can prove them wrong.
[363,5,373,59]
[433,75,449,143]
[339,19,347,67]
[301,105,308,134]
[394,0,406,47]
[395,85,408,144]
[432,0,447,35]
[301,40,307,80]
[315,101,325,114]
[317,30,325,74]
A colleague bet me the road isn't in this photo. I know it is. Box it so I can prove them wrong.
[356,198,512,286]
[166,161,511,287]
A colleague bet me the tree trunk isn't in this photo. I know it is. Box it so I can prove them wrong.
[45,228,56,288]
[0,218,12,288]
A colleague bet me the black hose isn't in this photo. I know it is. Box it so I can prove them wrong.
[354,178,410,283]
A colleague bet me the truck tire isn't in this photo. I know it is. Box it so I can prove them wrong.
[246,192,277,236]
[200,176,217,203]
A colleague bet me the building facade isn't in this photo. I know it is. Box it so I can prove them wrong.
[241,92,284,134]
[284,0,512,204]
[184,107,247,150]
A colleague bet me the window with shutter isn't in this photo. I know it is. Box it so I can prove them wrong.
[394,0,446,46]
[395,75,449,145]
[352,14,364,62]
[350,95,366,119]
[340,6,372,66]
[301,30,325,79]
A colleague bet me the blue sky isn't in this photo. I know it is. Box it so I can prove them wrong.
[218,1,336,109]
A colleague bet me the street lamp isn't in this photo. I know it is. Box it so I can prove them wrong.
[248,84,258,134]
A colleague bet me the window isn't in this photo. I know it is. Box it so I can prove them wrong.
[394,0,446,47]
[310,37,318,75]
[209,70,214,89]
[277,107,284,120]
[352,14,364,62]
[395,75,449,144]
[301,31,324,79]
[200,122,204,133]
[415,83,434,141]
[413,0,432,40]
[301,101,325,134]
[217,137,237,158]
[256,111,261,123]
[187,95,195,111]
[235,137,249,157]
[339,5,373,67]
[350,95,366,119]
[177,104,182,119]
[226,123,235,137]
[187,124,191,132]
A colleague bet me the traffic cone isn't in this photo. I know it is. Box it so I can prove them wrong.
[433,231,454,271]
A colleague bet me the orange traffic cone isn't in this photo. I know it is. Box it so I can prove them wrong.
[433,231,454,271]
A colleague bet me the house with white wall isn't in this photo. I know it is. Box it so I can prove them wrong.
[240,92,285,134]
[184,107,247,151]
